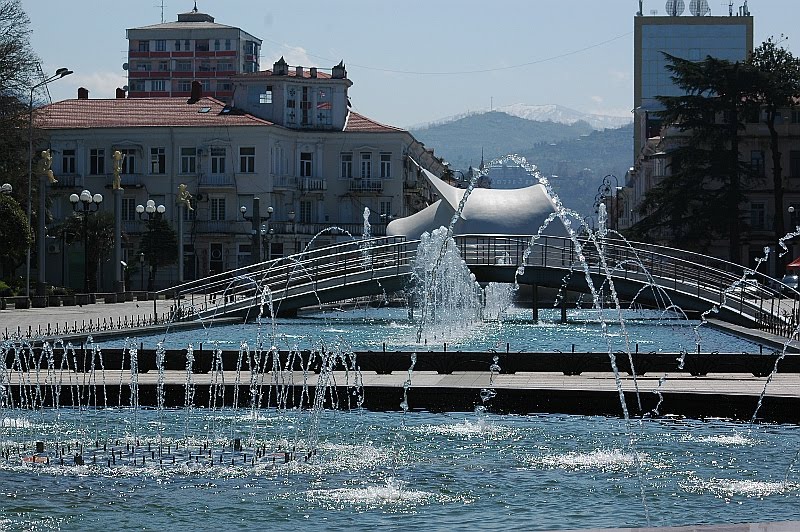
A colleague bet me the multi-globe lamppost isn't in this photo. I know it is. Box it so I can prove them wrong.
[136,199,166,291]
[69,189,103,294]
[28,67,73,298]
[240,198,273,264]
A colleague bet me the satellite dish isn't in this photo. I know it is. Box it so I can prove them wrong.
[665,0,685,16]
[689,0,710,16]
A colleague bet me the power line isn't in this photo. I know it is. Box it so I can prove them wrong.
[260,31,632,76]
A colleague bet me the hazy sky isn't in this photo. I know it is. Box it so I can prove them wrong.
[22,0,800,129]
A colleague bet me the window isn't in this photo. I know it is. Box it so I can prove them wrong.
[136,63,152,72]
[151,79,165,92]
[214,39,220,51]
[360,152,372,178]
[210,147,226,175]
[316,87,332,126]
[340,152,352,178]
[210,197,226,221]
[751,150,765,177]
[792,109,800,124]
[184,39,190,51]
[237,243,251,268]
[299,200,312,223]
[150,147,165,174]
[198,61,211,72]
[195,39,209,52]
[176,60,192,72]
[380,200,392,218]
[218,62,233,72]
[790,203,800,229]
[201,80,211,91]
[380,153,391,178]
[121,197,136,221]
[138,40,149,52]
[89,148,105,175]
[158,61,169,72]
[155,40,166,52]
[219,82,232,91]
[259,86,273,104]
[180,147,197,174]
[225,39,232,50]
[130,80,145,92]
[300,86,312,125]
[176,80,191,92]
[239,147,255,173]
[791,150,800,179]
[118,148,136,174]
[750,202,766,230]
[300,152,312,177]
[61,149,75,174]
[174,40,181,51]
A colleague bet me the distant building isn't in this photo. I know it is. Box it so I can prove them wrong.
[125,5,261,101]
[483,161,537,189]
[34,61,447,291]
[633,9,753,157]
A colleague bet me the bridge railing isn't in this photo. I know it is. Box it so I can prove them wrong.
[161,233,800,337]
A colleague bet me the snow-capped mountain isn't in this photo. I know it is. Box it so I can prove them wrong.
[497,103,632,130]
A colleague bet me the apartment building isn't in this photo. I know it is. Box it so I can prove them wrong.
[125,6,261,101]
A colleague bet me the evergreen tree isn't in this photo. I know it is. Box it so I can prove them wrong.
[137,218,178,290]
[59,211,115,292]
[630,53,761,262]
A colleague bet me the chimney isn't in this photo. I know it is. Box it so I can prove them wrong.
[115,87,126,99]
[187,80,202,104]
[77,87,89,100]
[295,66,304,77]
[310,67,317,78]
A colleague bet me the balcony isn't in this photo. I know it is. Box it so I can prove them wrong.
[51,174,81,188]
[120,174,144,188]
[198,174,235,188]
[349,179,383,193]
[273,175,298,189]
[300,178,327,192]
[194,220,247,234]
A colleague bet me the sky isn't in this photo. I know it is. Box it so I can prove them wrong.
[21,0,800,129]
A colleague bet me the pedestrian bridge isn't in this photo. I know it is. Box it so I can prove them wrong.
[161,234,799,335]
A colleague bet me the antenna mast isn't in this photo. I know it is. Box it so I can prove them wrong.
[160,0,165,23]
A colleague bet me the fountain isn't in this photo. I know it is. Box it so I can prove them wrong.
[1,155,799,531]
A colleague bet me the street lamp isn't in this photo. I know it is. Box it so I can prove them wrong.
[139,252,145,291]
[594,174,620,231]
[1,183,12,195]
[28,67,73,298]
[69,189,103,293]
[137,198,166,290]
[240,199,272,264]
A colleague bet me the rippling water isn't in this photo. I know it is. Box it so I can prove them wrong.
[1,410,798,531]
[99,307,759,354]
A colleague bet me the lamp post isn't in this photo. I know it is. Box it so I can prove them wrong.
[594,174,620,231]
[69,189,103,293]
[139,252,145,291]
[240,198,272,264]
[1,183,11,195]
[136,199,166,290]
[28,67,73,298]
[287,210,296,256]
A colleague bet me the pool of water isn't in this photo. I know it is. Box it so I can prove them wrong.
[1,409,798,531]
[100,306,761,354]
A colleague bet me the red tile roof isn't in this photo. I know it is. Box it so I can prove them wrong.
[344,111,405,133]
[35,97,272,129]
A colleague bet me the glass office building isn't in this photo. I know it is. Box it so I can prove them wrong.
[633,15,753,156]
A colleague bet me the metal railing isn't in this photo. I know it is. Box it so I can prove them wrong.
[160,234,800,337]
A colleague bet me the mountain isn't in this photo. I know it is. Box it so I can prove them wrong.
[410,111,596,170]
[497,103,632,131]
[409,110,633,217]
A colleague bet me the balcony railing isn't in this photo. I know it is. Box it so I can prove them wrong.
[120,174,144,188]
[273,175,297,189]
[198,174,235,187]
[194,220,246,234]
[51,174,81,188]
[300,178,327,192]
[349,179,383,193]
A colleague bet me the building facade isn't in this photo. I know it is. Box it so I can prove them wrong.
[633,10,753,157]
[35,63,446,291]
[125,6,261,101]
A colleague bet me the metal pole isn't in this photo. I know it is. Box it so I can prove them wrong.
[37,173,47,296]
[83,207,89,293]
[26,88,33,300]
[114,188,123,292]
[178,203,185,283]
[251,197,261,265]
